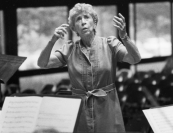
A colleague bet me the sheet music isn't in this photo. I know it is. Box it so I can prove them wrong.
[0,97,42,133]
[143,106,173,133]
[35,97,81,133]
[0,110,1,121]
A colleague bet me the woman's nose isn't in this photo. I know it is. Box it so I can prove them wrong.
[81,18,86,25]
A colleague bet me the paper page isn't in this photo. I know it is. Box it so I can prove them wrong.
[143,106,173,133]
[35,97,81,133]
[0,110,1,126]
[0,96,42,133]
[0,110,1,120]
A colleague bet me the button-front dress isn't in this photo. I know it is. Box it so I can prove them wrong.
[55,36,127,133]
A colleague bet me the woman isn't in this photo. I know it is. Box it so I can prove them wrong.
[37,3,141,133]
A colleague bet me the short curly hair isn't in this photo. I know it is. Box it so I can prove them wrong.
[68,3,98,32]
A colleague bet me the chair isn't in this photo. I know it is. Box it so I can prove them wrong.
[125,111,152,133]
[40,84,56,94]
[125,82,150,110]
[117,85,128,110]
[156,73,173,105]
[141,72,167,106]
[159,85,173,105]
[56,79,72,95]
[21,89,37,94]
[134,71,154,82]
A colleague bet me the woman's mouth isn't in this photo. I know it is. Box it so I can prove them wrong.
[82,28,88,31]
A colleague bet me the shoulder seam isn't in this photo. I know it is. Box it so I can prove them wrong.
[67,40,75,60]
[105,37,114,55]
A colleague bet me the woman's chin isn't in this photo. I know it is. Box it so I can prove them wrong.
[81,31,93,36]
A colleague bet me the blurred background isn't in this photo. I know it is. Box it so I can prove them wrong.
[0,0,173,132]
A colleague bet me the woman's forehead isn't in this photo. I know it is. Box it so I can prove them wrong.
[75,11,91,18]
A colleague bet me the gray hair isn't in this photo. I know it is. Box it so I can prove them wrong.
[68,3,98,32]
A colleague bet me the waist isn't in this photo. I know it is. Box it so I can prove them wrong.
[71,83,115,97]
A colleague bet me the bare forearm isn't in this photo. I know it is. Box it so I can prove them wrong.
[121,35,141,64]
[37,24,69,68]
[113,13,141,64]
[37,36,58,68]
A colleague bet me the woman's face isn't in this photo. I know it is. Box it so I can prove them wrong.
[74,12,96,37]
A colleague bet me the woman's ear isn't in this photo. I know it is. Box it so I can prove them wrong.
[94,23,97,29]
[93,19,97,28]
[69,25,75,32]
[93,23,97,30]
[71,26,79,36]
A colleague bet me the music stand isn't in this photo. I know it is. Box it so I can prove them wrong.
[0,54,26,104]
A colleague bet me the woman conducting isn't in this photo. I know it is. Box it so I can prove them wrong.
[37,3,141,133]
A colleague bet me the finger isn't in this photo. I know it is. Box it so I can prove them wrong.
[113,24,121,31]
[61,24,69,27]
[55,29,63,35]
[113,16,123,25]
[118,13,125,22]
[54,24,70,38]
[59,27,68,34]
[113,19,123,29]
[113,21,125,31]
[56,27,68,35]
[54,32,59,37]
[54,29,64,38]
[54,31,62,38]
[57,29,66,37]
[61,24,70,31]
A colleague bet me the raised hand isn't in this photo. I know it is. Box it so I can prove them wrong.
[113,13,127,39]
[54,24,69,40]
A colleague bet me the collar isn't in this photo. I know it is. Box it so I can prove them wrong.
[77,36,100,50]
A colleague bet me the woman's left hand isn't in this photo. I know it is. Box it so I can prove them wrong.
[113,13,127,39]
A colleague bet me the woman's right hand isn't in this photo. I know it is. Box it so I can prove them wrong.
[52,24,70,42]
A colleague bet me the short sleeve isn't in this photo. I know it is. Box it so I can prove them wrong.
[107,36,127,62]
[55,40,74,65]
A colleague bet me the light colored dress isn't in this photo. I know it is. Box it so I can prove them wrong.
[55,36,127,133]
